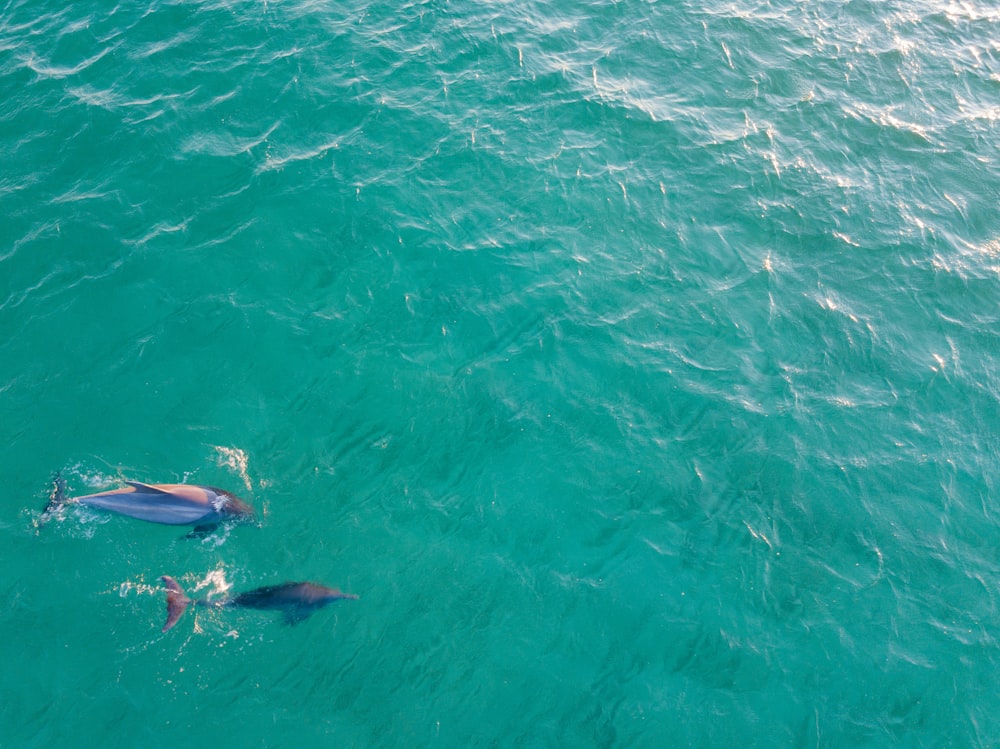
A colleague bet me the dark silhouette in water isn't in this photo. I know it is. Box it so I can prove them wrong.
[161,575,358,631]
[41,474,254,534]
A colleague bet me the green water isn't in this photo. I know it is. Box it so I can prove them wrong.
[2,0,999,746]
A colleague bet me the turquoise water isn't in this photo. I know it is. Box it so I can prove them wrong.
[2,0,999,745]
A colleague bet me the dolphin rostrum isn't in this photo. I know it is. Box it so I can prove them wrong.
[161,575,358,631]
[42,474,254,532]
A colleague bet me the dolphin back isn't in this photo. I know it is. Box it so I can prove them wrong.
[158,578,357,631]
[75,483,252,526]
[231,582,357,609]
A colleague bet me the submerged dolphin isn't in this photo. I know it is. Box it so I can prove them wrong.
[161,575,358,631]
[42,475,254,531]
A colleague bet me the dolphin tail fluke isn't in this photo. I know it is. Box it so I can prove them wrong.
[38,472,68,527]
[161,576,192,633]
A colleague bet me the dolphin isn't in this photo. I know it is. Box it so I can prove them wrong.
[42,474,254,532]
[161,575,358,631]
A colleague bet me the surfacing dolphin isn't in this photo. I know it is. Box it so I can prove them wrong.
[42,474,254,533]
[161,575,358,631]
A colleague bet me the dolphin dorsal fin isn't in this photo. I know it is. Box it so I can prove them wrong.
[126,481,171,494]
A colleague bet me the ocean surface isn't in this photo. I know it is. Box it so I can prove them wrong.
[2,0,999,746]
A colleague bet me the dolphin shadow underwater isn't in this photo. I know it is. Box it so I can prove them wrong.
[161,575,358,631]
[41,474,256,535]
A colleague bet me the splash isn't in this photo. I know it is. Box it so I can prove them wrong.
[213,445,252,491]
[195,564,233,601]
[116,579,162,598]
[199,521,233,549]
[67,463,120,489]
